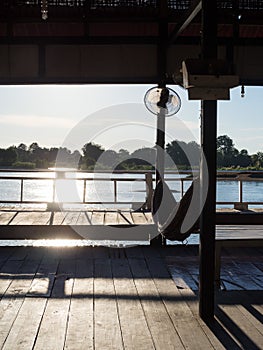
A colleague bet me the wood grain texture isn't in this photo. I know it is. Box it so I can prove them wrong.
[0,246,260,349]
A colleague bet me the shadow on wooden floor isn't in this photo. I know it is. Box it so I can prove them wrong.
[0,245,262,349]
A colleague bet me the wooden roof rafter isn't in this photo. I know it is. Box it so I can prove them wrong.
[168,0,201,44]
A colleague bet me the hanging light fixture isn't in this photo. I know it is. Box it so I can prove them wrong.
[41,0,48,20]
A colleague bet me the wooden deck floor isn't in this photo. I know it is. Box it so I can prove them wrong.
[0,208,158,241]
[0,208,154,226]
[0,245,262,349]
[0,207,262,226]
[0,208,263,242]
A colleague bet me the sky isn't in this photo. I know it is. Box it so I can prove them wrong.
[0,84,262,154]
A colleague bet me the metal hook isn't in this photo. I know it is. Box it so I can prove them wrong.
[241,85,245,98]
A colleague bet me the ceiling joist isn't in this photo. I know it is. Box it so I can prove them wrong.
[168,0,201,45]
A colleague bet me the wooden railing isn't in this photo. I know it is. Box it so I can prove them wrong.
[0,170,262,209]
[0,173,147,207]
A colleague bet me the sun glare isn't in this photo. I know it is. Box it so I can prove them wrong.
[32,239,85,247]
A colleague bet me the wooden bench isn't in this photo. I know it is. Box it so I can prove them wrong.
[215,225,263,287]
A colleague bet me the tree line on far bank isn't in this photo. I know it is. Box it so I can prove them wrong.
[0,135,262,170]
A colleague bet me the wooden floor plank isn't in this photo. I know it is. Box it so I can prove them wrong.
[0,297,26,348]
[168,261,198,290]
[27,253,59,297]
[127,256,185,350]
[0,254,41,348]
[217,304,263,349]
[145,256,218,350]
[216,225,263,239]
[0,248,23,298]
[51,212,67,225]
[33,258,75,350]
[111,258,155,350]
[125,246,144,259]
[131,212,148,225]
[91,211,105,225]
[223,263,261,290]
[0,247,17,265]
[104,211,119,225]
[251,303,263,328]
[31,212,52,225]
[8,212,50,225]
[0,212,17,225]
[251,275,263,289]
[62,211,81,225]
[76,211,92,225]
[8,212,32,225]
[8,247,30,261]
[64,258,94,350]
[144,211,154,224]
[236,303,263,336]
[94,258,123,350]
[2,298,47,350]
[117,211,133,225]
[0,259,25,298]
[5,257,42,297]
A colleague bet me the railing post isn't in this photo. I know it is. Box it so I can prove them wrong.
[52,178,56,203]
[83,179,87,203]
[20,179,24,203]
[145,172,153,210]
[180,178,184,199]
[114,179,117,203]
[234,179,248,210]
[239,180,243,203]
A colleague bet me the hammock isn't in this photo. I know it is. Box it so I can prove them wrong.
[152,178,200,241]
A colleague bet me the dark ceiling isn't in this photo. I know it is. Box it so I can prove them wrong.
[0,1,262,85]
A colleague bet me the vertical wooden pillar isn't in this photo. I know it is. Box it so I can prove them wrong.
[155,111,166,184]
[199,0,218,321]
[150,106,166,247]
[199,100,217,321]
[150,0,168,247]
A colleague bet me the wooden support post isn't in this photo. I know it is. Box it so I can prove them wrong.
[199,0,217,322]
[199,100,217,321]
[155,111,166,184]
[151,110,166,247]
[151,0,168,247]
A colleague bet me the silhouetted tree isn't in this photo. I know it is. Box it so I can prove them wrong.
[166,140,189,166]
[117,149,130,161]
[217,135,239,167]
[82,142,104,167]
[16,143,29,162]
[130,147,156,166]
[252,152,263,168]
[99,150,119,167]
[236,149,251,167]
[0,147,17,165]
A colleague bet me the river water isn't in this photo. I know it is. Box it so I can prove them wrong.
[0,171,262,208]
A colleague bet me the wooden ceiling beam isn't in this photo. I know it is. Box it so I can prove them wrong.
[168,0,201,45]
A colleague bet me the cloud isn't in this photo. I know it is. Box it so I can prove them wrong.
[0,114,75,129]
